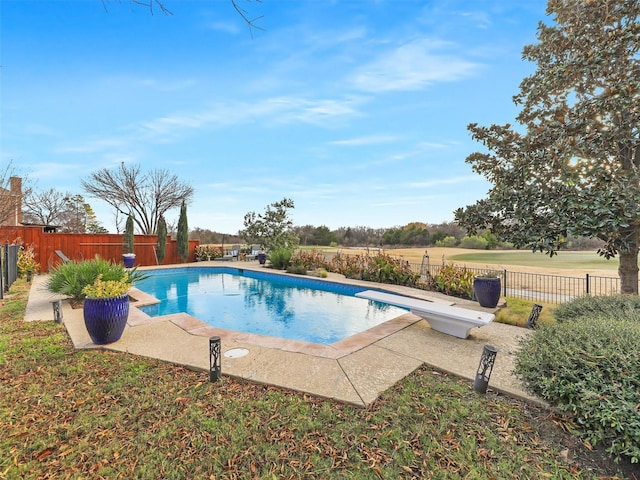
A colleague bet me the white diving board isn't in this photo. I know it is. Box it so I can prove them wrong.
[355,290,495,339]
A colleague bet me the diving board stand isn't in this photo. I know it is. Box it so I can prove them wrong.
[355,290,495,339]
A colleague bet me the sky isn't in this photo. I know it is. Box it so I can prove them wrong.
[1,0,548,234]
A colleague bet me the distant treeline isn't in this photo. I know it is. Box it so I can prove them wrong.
[189,222,604,251]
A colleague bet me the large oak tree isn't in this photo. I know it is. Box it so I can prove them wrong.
[455,0,640,294]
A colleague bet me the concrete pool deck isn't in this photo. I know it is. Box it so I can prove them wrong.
[24,263,541,408]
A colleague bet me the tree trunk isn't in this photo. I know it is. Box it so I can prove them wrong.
[618,243,639,295]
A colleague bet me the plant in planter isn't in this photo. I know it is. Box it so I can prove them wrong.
[81,275,132,345]
[473,271,502,308]
[45,255,146,308]
[123,214,136,267]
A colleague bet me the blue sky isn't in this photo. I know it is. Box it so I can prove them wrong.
[1,0,546,234]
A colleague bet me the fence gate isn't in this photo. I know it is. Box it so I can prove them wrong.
[1,244,19,298]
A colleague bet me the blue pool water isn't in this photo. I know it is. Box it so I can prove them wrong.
[134,267,408,344]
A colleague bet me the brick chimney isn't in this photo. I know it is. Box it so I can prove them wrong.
[9,176,22,225]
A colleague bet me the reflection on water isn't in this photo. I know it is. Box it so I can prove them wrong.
[136,267,408,344]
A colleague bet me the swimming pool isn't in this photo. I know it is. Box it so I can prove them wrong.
[134,267,408,344]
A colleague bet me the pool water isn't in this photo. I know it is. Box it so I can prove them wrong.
[134,267,408,344]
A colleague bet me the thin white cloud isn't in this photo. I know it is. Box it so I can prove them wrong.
[350,38,479,92]
[461,11,492,29]
[136,95,363,140]
[28,162,85,181]
[416,141,450,150]
[330,135,401,146]
[205,21,241,35]
[55,138,129,154]
[407,175,483,188]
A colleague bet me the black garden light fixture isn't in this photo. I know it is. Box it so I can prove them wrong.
[525,304,543,329]
[473,345,498,394]
[52,299,63,324]
[209,336,221,382]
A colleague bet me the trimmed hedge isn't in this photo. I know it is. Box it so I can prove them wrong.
[553,294,640,323]
[514,300,640,464]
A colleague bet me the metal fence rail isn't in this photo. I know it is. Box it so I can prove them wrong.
[414,263,622,305]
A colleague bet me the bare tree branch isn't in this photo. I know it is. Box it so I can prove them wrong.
[101,0,264,34]
[81,163,194,234]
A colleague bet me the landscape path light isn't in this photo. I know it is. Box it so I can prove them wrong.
[473,345,498,394]
[209,336,221,382]
[52,299,63,324]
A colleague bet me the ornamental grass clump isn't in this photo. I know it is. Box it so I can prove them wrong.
[514,297,640,464]
[45,255,146,306]
[268,248,293,270]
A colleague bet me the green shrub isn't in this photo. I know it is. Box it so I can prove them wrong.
[17,244,40,277]
[432,264,474,299]
[45,256,147,305]
[458,235,488,249]
[124,214,135,254]
[329,252,364,279]
[514,314,640,463]
[359,252,420,287]
[285,264,307,275]
[553,295,640,323]
[268,248,292,270]
[435,236,457,247]
[316,268,328,278]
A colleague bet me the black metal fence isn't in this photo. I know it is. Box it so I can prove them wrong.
[321,250,625,304]
[415,262,621,305]
[1,244,19,299]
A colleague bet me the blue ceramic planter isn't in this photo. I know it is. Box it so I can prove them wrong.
[83,294,130,344]
[122,254,136,268]
[473,276,501,308]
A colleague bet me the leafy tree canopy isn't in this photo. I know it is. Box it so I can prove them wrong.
[455,0,640,293]
[241,198,299,251]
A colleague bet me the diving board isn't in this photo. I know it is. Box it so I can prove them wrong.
[355,290,495,339]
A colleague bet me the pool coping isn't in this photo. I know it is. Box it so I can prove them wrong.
[25,262,542,408]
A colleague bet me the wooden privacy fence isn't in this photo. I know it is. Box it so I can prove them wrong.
[0,225,199,273]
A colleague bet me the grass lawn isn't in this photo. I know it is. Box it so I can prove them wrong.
[449,250,619,271]
[1,279,635,479]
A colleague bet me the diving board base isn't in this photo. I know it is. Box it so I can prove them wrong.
[355,290,495,339]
